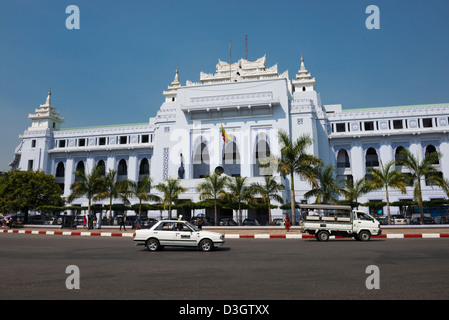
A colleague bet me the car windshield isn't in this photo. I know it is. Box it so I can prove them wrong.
[184,221,200,231]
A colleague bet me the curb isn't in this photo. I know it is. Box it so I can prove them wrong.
[3,229,449,239]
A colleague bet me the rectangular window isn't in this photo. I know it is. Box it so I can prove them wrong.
[28,160,34,170]
[422,118,433,128]
[31,140,36,148]
[393,120,403,129]
[336,123,346,132]
[78,138,86,147]
[120,136,127,144]
[364,121,375,131]
[141,134,149,143]
[58,140,66,148]
[99,137,106,145]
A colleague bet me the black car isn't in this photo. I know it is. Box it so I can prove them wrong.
[190,216,214,227]
[410,217,436,225]
[242,218,261,226]
[218,218,237,226]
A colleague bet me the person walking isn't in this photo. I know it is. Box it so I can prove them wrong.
[120,213,126,231]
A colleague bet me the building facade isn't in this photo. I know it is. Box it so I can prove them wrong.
[10,55,449,221]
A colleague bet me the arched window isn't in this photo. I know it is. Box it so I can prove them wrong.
[55,162,65,177]
[336,149,350,168]
[394,146,406,164]
[76,161,85,173]
[193,140,210,179]
[139,158,150,175]
[223,141,240,177]
[425,145,439,164]
[365,148,379,168]
[97,160,106,176]
[254,134,271,176]
[117,159,127,176]
[75,161,85,182]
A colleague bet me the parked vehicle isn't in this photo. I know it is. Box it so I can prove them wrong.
[273,218,286,226]
[190,216,214,226]
[134,220,225,252]
[410,217,436,225]
[390,215,407,225]
[218,218,237,226]
[242,218,261,226]
[301,204,382,241]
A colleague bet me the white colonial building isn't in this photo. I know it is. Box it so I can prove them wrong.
[10,55,449,222]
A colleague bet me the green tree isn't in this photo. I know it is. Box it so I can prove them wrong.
[268,131,322,225]
[304,164,344,204]
[224,176,253,225]
[131,175,161,217]
[341,177,371,209]
[156,177,187,220]
[67,165,104,221]
[94,169,135,227]
[397,148,443,219]
[0,169,64,223]
[251,176,285,223]
[196,173,228,226]
[368,160,407,224]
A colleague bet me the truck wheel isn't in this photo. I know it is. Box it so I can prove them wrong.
[146,238,160,251]
[199,239,213,252]
[317,231,330,241]
[358,231,371,241]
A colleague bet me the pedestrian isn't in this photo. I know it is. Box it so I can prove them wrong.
[284,212,291,232]
[83,215,87,229]
[120,214,126,231]
[136,214,141,230]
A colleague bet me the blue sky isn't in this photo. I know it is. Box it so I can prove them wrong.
[1,0,448,171]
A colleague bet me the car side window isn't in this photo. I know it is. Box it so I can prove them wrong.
[155,222,175,231]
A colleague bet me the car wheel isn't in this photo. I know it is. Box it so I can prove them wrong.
[199,239,213,252]
[358,231,371,241]
[316,231,330,241]
[146,238,160,251]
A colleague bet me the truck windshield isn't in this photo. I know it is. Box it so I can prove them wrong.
[357,213,373,221]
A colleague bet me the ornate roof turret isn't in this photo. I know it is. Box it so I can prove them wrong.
[28,90,64,131]
[163,69,182,103]
[292,56,316,92]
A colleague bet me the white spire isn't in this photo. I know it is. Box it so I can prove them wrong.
[292,56,316,92]
[28,90,64,131]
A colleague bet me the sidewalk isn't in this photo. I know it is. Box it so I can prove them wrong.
[2,224,449,239]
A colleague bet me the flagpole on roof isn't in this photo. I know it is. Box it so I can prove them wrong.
[229,39,232,82]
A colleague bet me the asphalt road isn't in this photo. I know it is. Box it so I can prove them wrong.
[1,233,449,301]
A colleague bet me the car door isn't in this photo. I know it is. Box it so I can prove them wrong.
[153,222,177,245]
[174,222,197,247]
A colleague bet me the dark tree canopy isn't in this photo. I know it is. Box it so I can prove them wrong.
[0,169,64,222]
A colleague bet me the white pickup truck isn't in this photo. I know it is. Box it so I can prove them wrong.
[300,204,382,241]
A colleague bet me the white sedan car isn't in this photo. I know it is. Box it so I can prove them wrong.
[134,220,225,252]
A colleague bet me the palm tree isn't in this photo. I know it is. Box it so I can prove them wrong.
[271,131,322,225]
[224,176,253,225]
[368,160,407,224]
[397,148,443,219]
[94,169,130,226]
[131,175,161,217]
[196,173,228,226]
[67,165,104,223]
[304,164,344,204]
[251,176,285,223]
[155,177,187,220]
[341,177,371,209]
